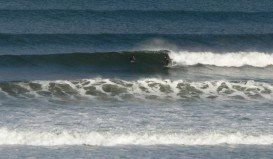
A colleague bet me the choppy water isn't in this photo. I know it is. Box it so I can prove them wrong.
[1,0,273,158]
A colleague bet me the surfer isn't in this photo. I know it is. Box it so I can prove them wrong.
[130,55,136,63]
[164,54,171,66]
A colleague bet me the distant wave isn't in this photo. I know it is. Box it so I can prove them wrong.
[2,9,273,14]
[2,33,273,45]
[0,0,273,12]
[1,10,272,27]
[0,127,272,146]
[2,33,273,55]
[2,9,273,13]
[0,9,273,34]
[0,78,272,101]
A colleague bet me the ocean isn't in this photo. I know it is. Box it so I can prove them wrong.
[1,0,273,158]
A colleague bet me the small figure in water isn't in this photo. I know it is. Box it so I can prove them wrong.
[164,54,171,66]
[130,55,136,63]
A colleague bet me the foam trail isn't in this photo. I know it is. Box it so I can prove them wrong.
[169,51,273,67]
[0,127,272,146]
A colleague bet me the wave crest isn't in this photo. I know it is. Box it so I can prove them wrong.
[170,51,273,67]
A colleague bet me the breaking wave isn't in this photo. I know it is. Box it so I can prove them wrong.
[1,50,273,68]
[169,51,273,67]
[0,78,272,100]
[0,127,272,146]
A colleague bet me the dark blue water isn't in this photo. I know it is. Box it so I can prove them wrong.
[1,1,273,159]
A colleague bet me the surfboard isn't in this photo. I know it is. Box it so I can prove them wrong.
[164,61,175,68]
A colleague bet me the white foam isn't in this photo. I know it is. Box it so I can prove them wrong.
[0,127,272,146]
[169,51,273,67]
[1,78,273,100]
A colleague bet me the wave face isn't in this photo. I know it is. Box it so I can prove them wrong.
[0,127,272,146]
[0,78,272,100]
[0,51,168,69]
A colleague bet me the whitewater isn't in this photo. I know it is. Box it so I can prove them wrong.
[0,78,272,100]
[169,51,273,67]
[0,127,272,146]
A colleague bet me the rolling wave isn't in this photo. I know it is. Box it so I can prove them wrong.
[1,50,272,68]
[0,78,272,101]
[0,127,272,146]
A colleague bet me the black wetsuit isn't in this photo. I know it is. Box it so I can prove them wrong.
[130,55,136,63]
[164,55,171,66]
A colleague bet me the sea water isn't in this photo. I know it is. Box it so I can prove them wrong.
[0,0,273,158]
